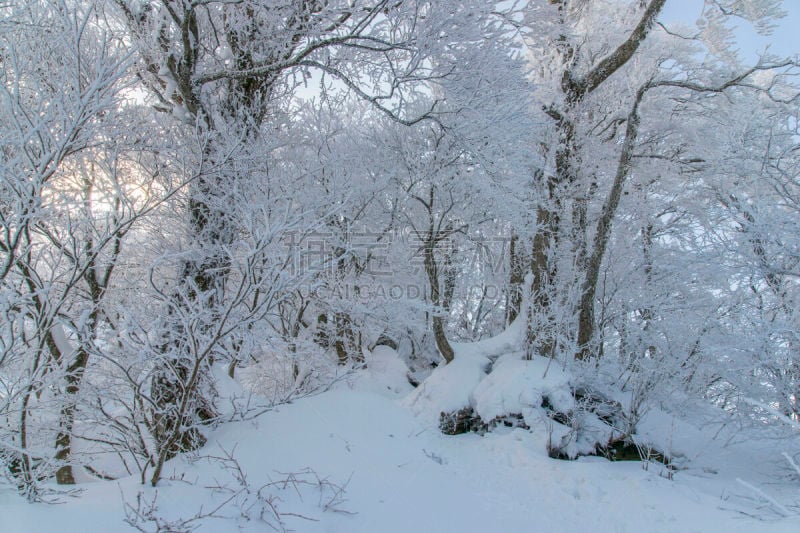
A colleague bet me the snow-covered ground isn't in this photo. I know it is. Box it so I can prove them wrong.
[2,345,799,532]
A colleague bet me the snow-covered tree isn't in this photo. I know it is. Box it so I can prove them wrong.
[0,0,143,494]
[514,0,792,364]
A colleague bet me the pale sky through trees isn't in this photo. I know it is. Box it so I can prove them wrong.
[664,0,800,58]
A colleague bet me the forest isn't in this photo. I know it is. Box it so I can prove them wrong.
[1,1,800,531]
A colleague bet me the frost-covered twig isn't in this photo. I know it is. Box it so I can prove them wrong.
[735,478,793,518]
[782,452,800,478]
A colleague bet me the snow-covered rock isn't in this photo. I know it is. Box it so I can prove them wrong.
[471,354,573,425]
[355,345,414,398]
[403,350,491,424]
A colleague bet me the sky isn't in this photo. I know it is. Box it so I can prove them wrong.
[662,0,800,60]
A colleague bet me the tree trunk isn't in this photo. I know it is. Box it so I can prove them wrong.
[56,205,120,484]
[526,0,665,361]
[334,311,360,365]
[507,233,526,325]
[54,342,90,485]
[150,174,230,460]
[640,221,657,359]
[576,89,644,359]
[424,240,454,364]
[527,172,567,359]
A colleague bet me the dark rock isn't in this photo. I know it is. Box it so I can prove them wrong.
[540,395,573,426]
[439,407,486,435]
[572,385,624,427]
[597,437,672,467]
[491,413,529,430]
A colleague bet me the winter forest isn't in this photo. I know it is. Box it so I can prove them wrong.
[2,0,800,531]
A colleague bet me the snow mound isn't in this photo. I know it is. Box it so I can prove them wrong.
[355,345,414,397]
[471,354,573,425]
[403,350,490,423]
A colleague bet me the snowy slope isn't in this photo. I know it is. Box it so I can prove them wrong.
[2,347,799,532]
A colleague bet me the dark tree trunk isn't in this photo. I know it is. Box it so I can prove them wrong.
[527,0,665,360]
[150,173,231,460]
[334,311,360,365]
[54,346,90,485]
[507,233,526,325]
[424,238,454,364]
[55,213,121,484]
[576,88,644,359]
